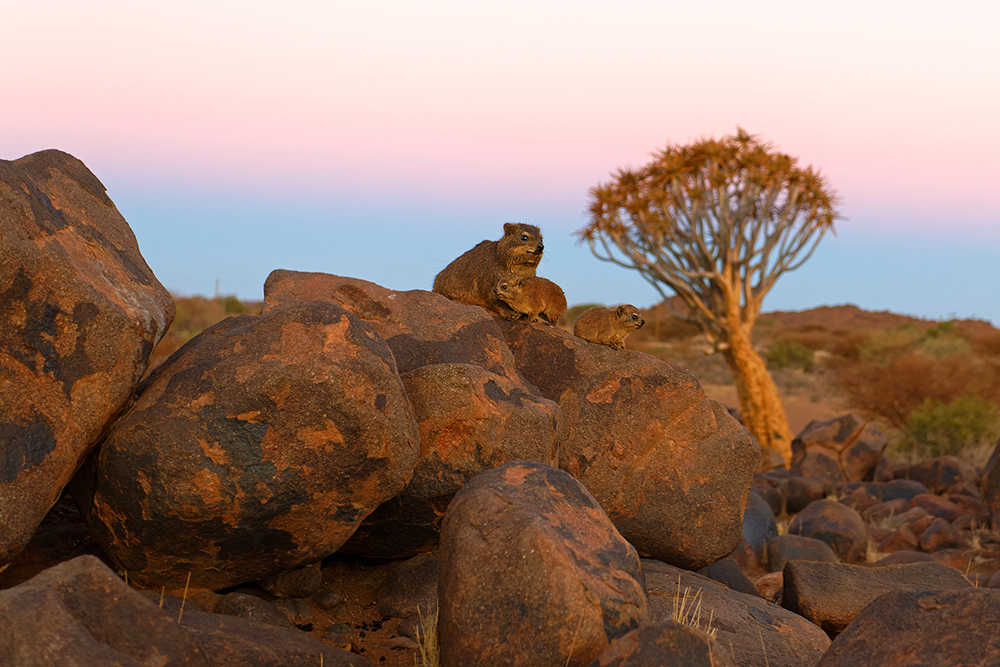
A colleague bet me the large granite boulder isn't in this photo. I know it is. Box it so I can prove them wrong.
[70,302,419,590]
[260,271,561,557]
[498,319,760,569]
[0,150,174,567]
[438,461,651,667]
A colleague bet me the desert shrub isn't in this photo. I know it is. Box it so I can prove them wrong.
[897,395,999,459]
[219,294,246,314]
[821,329,869,361]
[765,340,815,372]
[170,296,229,342]
[968,330,1000,357]
[835,353,997,430]
[857,325,923,365]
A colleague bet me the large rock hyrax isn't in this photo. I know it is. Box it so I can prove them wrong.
[573,305,645,350]
[432,223,544,317]
[493,275,567,325]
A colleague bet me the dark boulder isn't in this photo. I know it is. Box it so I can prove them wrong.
[816,588,1000,666]
[782,560,972,637]
[787,499,868,564]
[587,620,736,667]
[0,554,368,667]
[643,559,830,667]
[0,150,174,566]
[438,461,651,667]
[71,303,419,590]
[498,319,759,570]
[790,414,887,484]
[767,534,839,573]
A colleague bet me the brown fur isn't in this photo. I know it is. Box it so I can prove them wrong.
[573,305,645,350]
[493,275,567,325]
[432,223,544,316]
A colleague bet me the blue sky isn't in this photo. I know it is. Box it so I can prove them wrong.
[4,1,999,323]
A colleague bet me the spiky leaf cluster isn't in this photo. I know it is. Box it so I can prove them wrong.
[579,128,840,341]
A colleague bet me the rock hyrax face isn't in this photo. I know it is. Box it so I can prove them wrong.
[493,275,525,302]
[502,223,544,264]
[617,305,645,330]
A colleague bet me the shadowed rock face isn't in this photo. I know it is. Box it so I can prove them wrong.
[339,362,559,558]
[497,320,760,570]
[0,554,371,667]
[0,150,174,567]
[70,302,420,590]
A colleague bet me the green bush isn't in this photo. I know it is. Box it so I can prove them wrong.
[765,340,815,372]
[219,294,246,314]
[898,395,999,459]
[858,325,923,365]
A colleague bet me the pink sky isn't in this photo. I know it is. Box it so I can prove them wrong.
[3,1,999,319]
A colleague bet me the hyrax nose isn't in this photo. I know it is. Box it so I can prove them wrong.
[537,243,544,252]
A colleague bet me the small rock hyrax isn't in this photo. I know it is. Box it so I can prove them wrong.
[493,275,567,325]
[432,223,544,317]
[573,305,645,350]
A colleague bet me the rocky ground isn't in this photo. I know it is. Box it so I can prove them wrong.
[6,149,1000,667]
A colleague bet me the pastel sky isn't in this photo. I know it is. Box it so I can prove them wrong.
[4,1,999,323]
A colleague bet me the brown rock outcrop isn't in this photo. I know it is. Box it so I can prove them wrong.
[71,302,419,590]
[260,271,561,557]
[340,362,558,557]
[643,560,831,667]
[261,270,526,382]
[0,555,368,667]
[790,414,887,485]
[782,560,972,637]
[0,150,174,566]
[815,588,1000,666]
[438,461,651,667]
[498,319,759,570]
[587,620,736,667]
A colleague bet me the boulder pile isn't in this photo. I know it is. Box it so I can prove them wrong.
[4,150,1000,666]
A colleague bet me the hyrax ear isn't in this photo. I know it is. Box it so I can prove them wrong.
[616,305,627,316]
[503,222,517,235]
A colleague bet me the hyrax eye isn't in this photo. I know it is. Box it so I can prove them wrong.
[521,234,529,241]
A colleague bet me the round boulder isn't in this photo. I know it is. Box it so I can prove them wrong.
[497,320,759,570]
[438,461,651,667]
[0,150,173,566]
[71,302,419,590]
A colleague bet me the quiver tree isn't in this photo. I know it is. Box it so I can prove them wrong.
[579,128,840,464]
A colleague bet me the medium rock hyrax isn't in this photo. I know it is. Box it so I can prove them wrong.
[493,275,567,325]
[573,305,645,350]
[432,223,544,317]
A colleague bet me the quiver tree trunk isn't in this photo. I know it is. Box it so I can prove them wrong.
[722,328,793,465]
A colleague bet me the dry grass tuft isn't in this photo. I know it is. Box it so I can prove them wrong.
[671,576,717,640]
[414,605,439,667]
